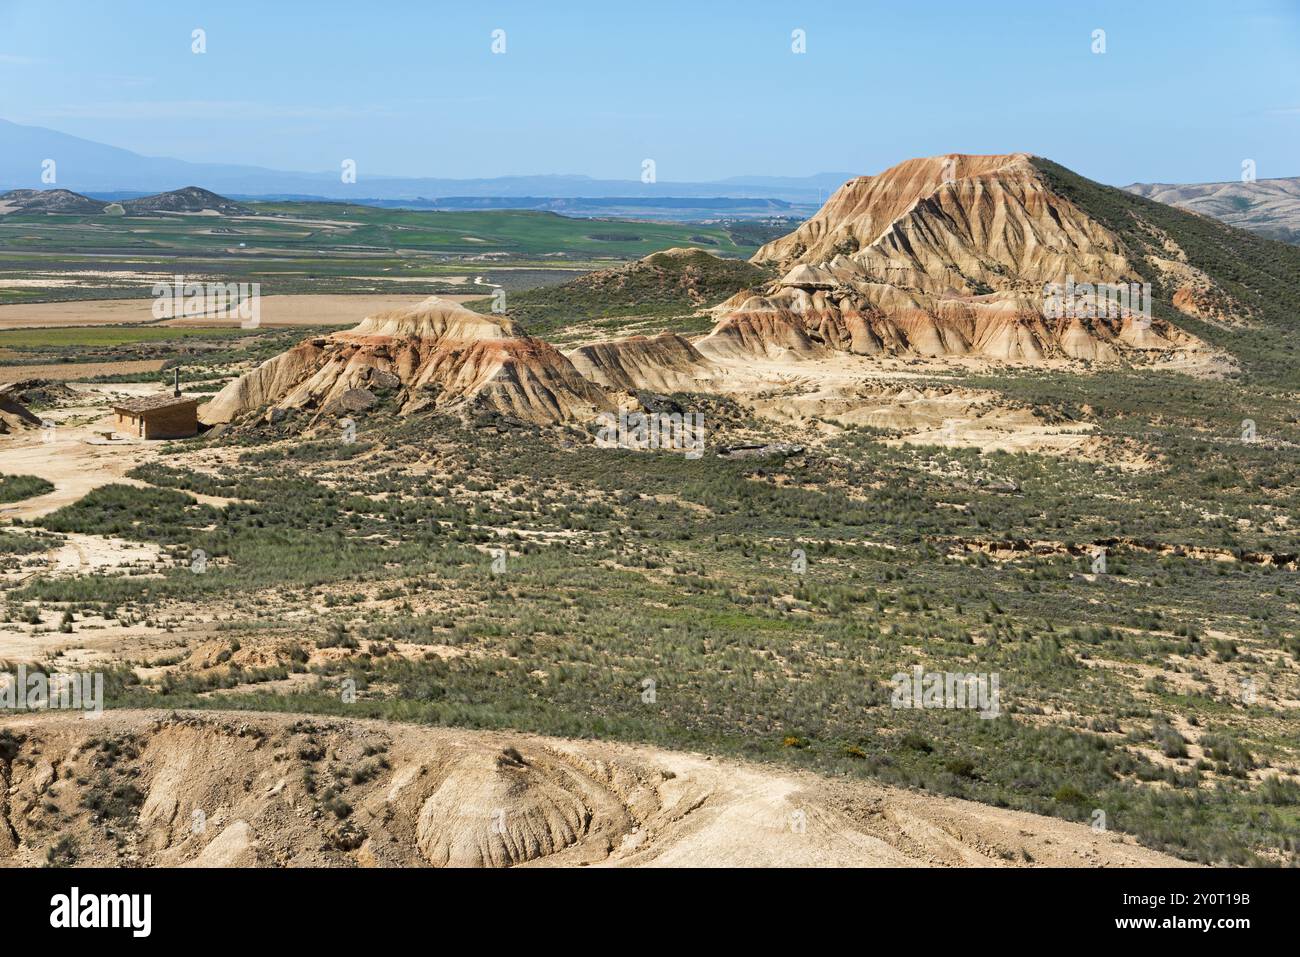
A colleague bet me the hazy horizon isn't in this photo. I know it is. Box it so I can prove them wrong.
[3,0,1299,187]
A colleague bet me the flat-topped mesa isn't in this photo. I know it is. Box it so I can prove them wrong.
[342,300,526,342]
[200,297,613,427]
[698,153,1217,364]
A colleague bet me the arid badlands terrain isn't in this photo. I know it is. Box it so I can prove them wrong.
[2,154,1298,867]
[0,710,1182,867]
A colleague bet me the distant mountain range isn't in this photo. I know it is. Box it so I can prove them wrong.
[0,118,850,204]
[8,118,1298,237]
[1125,176,1300,244]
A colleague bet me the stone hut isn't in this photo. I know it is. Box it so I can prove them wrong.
[111,370,199,439]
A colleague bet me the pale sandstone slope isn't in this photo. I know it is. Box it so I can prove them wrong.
[200,297,613,426]
[0,382,42,434]
[0,710,1189,868]
[566,332,717,393]
[698,154,1224,365]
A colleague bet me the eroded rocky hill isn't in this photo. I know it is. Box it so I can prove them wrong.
[1127,176,1300,244]
[200,298,612,427]
[699,153,1236,367]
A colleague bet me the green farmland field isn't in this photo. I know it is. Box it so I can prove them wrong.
[0,202,763,305]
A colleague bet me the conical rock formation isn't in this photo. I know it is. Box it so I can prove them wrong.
[201,297,614,426]
[700,154,1217,364]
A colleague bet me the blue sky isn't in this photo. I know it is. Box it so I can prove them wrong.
[1,0,1298,185]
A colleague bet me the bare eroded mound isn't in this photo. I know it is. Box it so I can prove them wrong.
[567,332,716,393]
[200,297,613,427]
[700,154,1229,368]
[0,710,1188,868]
[0,383,42,435]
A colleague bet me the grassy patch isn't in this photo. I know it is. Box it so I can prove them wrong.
[0,473,54,503]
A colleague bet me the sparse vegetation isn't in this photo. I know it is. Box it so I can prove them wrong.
[0,474,54,503]
[3,160,1298,869]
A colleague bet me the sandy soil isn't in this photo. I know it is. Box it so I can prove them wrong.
[0,360,165,383]
[0,294,440,330]
[0,297,171,328]
[0,603,174,664]
[0,388,157,520]
[699,351,1103,457]
[45,532,162,576]
[0,709,1191,868]
[163,293,448,328]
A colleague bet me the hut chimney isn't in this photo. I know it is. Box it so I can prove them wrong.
[173,368,181,397]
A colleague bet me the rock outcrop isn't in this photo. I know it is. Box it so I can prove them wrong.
[567,332,715,393]
[699,154,1216,364]
[200,297,613,426]
[0,188,108,214]
[121,187,250,216]
[0,382,43,434]
[0,709,1190,868]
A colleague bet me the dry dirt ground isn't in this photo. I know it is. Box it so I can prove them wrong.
[0,360,166,383]
[0,385,161,522]
[680,350,1107,458]
[0,294,440,330]
[0,311,1237,868]
[0,709,1188,868]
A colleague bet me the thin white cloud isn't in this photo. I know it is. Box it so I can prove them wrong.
[0,53,43,65]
